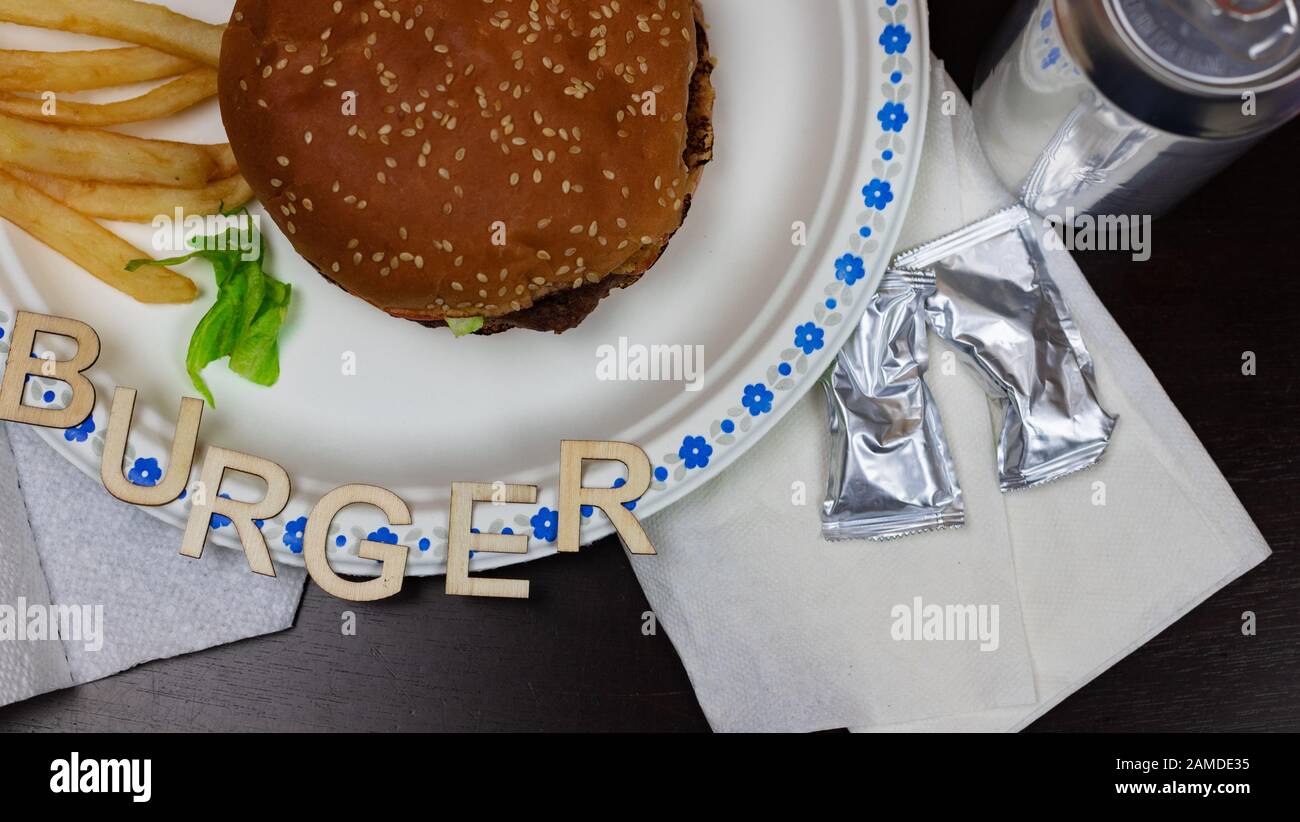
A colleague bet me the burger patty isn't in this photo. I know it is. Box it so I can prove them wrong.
[423,8,715,335]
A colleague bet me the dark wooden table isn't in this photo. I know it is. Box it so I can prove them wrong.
[1,2,1296,732]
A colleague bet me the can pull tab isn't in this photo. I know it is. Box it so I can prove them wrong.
[1191,0,1300,63]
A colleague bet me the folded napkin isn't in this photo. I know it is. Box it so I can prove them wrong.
[0,423,306,708]
[637,58,1271,733]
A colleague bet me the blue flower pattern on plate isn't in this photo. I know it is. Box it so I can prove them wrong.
[795,322,825,355]
[742,383,774,417]
[611,477,639,511]
[367,526,399,544]
[530,508,558,542]
[283,516,308,554]
[880,23,911,54]
[64,415,95,443]
[863,178,894,210]
[877,101,908,132]
[127,457,162,487]
[835,253,865,286]
[679,435,713,469]
[211,493,233,529]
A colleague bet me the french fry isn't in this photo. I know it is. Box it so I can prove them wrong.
[0,68,217,126]
[206,144,239,180]
[0,0,223,67]
[0,169,196,304]
[5,168,253,222]
[0,47,196,92]
[0,112,218,186]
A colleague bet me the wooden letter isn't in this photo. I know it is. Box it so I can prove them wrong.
[180,447,290,576]
[557,440,654,555]
[447,481,535,599]
[0,310,99,428]
[303,484,409,601]
[101,387,203,506]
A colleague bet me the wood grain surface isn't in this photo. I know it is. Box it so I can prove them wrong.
[0,1,1295,732]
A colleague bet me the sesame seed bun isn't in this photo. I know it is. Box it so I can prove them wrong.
[218,0,714,334]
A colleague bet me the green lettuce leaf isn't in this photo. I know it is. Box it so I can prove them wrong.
[128,211,291,406]
[446,316,484,337]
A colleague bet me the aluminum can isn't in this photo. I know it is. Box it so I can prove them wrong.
[974,0,1300,217]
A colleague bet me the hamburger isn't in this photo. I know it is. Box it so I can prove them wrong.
[219,0,714,335]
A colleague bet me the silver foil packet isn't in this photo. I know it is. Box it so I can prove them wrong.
[895,205,1117,492]
[821,270,965,540]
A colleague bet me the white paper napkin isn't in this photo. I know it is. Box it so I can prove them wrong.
[0,428,72,703]
[636,58,1271,733]
[0,423,306,708]
[865,239,1272,734]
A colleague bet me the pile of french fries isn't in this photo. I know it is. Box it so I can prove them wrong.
[0,0,252,304]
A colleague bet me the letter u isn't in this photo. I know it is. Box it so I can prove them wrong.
[101,387,204,506]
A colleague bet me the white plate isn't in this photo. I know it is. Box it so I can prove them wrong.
[0,0,928,576]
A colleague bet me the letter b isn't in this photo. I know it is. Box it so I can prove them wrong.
[0,311,99,428]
